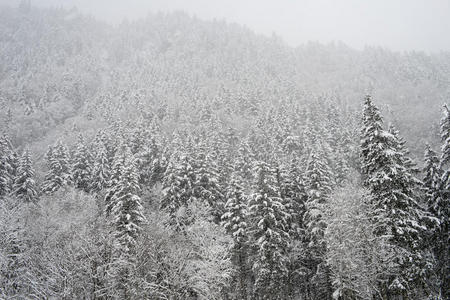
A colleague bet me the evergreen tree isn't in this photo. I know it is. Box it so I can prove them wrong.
[388,124,421,176]
[105,147,128,216]
[91,143,112,193]
[280,155,307,237]
[160,153,196,228]
[433,104,450,299]
[248,160,290,299]
[360,95,430,297]
[423,144,442,210]
[72,134,93,193]
[13,149,37,203]
[441,104,450,168]
[302,150,333,300]
[333,149,350,186]
[221,170,249,300]
[136,134,159,185]
[0,135,18,197]
[109,157,146,299]
[42,141,72,194]
[194,142,224,223]
[235,139,255,188]
[110,149,126,187]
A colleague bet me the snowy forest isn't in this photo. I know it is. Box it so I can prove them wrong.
[0,2,449,300]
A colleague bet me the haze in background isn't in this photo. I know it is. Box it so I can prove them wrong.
[1,0,450,52]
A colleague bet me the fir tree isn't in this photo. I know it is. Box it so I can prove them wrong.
[221,170,249,300]
[0,137,12,197]
[248,160,290,299]
[423,144,442,211]
[0,135,17,197]
[302,150,333,300]
[41,141,72,194]
[109,157,146,299]
[160,153,196,227]
[388,124,421,176]
[136,134,159,185]
[360,95,430,297]
[333,149,350,186]
[235,139,255,188]
[72,134,93,193]
[194,142,224,223]
[13,149,37,203]
[105,148,128,216]
[110,148,126,187]
[279,155,307,237]
[91,143,112,193]
[434,104,450,299]
[440,104,450,168]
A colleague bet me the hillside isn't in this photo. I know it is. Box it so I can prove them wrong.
[0,4,449,300]
[0,5,448,153]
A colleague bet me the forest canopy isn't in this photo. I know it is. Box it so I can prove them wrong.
[0,3,449,300]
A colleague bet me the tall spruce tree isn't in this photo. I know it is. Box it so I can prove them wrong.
[248,160,290,300]
[72,134,93,193]
[105,147,129,216]
[13,149,37,203]
[194,142,224,223]
[91,143,112,193]
[281,155,307,237]
[221,170,249,300]
[42,141,72,194]
[423,144,442,210]
[434,104,450,299]
[160,153,196,228]
[109,156,146,299]
[0,136,14,197]
[360,95,430,298]
[302,150,333,300]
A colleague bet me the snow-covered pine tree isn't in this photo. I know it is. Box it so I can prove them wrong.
[441,104,450,168]
[72,134,93,193]
[302,150,333,300]
[136,134,159,185]
[13,148,37,203]
[41,141,72,194]
[360,95,430,298]
[274,155,308,296]
[110,147,127,187]
[160,153,196,228]
[109,156,146,299]
[285,156,306,233]
[248,160,290,299]
[221,170,249,300]
[91,143,112,193]
[423,144,442,212]
[388,124,421,176]
[235,139,255,188]
[0,136,14,197]
[193,141,224,223]
[435,104,450,299]
[105,147,128,216]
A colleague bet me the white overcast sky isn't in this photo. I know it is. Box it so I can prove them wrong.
[2,0,450,52]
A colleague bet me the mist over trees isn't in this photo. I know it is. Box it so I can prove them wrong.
[0,3,449,300]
